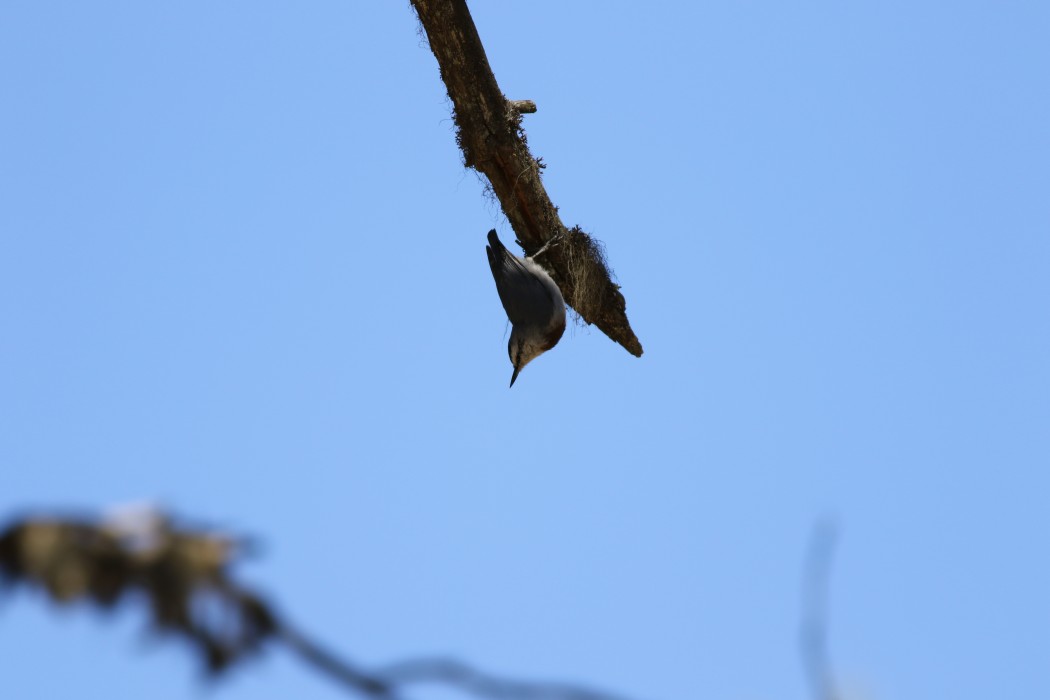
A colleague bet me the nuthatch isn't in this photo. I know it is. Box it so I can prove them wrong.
[485,229,566,387]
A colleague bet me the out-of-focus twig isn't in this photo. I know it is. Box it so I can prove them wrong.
[379,658,637,700]
[800,517,841,700]
[275,623,394,697]
[0,510,634,700]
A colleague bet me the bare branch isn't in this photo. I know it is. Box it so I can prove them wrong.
[409,0,643,357]
[800,517,842,700]
[380,658,637,700]
[276,623,395,697]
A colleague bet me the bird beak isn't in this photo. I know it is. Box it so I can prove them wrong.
[509,364,522,388]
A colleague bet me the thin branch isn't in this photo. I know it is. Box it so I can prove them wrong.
[409,0,643,357]
[380,658,637,700]
[275,622,395,697]
[800,517,842,700]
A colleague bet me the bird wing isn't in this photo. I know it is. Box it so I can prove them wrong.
[486,230,558,328]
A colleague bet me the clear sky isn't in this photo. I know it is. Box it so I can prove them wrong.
[2,2,1048,699]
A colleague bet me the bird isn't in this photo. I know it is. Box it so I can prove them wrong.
[485,229,566,387]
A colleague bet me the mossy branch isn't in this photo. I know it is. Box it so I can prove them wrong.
[410,0,643,357]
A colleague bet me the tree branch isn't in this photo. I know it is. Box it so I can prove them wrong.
[0,510,635,700]
[800,518,842,700]
[409,0,643,357]
[379,657,639,700]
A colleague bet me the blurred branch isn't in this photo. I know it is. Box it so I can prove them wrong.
[276,623,394,697]
[379,658,636,700]
[800,517,841,700]
[0,510,633,700]
[409,0,643,357]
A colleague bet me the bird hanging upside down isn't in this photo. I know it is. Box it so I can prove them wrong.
[485,229,566,387]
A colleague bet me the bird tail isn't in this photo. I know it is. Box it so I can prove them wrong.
[486,229,505,254]
[485,229,509,274]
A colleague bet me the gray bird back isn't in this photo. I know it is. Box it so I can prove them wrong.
[486,230,562,330]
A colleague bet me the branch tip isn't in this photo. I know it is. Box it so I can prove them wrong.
[507,99,537,114]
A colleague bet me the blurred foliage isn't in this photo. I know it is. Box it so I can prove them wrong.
[0,511,273,673]
[0,509,633,700]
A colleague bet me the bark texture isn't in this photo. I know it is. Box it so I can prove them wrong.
[411,0,643,357]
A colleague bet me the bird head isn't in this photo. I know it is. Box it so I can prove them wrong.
[508,326,559,387]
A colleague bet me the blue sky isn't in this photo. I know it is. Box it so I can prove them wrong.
[2,2,1048,699]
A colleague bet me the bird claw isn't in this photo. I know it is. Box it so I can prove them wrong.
[527,233,565,260]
